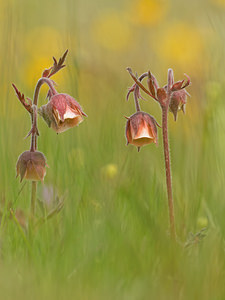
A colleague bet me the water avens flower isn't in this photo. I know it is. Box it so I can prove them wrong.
[39,93,87,133]
[12,50,84,222]
[125,112,158,150]
[126,68,191,239]
[16,151,47,182]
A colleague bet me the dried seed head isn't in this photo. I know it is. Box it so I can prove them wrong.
[39,93,87,133]
[16,151,47,182]
[125,112,159,151]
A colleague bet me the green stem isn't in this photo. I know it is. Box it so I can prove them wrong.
[30,181,37,219]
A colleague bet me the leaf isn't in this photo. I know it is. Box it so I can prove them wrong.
[171,80,184,91]
[182,73,191,89]
[147,71,156,97]
[127,68,152,98]
[47,49,69,78]
[42,67,53,78]
[12,84,33,114]
[126,85,135,101]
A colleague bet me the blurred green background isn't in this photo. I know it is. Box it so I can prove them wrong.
[1,0,225,299]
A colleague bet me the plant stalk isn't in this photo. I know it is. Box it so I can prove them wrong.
[29,78,56,222]
[162,106,176,239]
[33,77,57,105]
[30,181,37,219]
[134,85,141,112]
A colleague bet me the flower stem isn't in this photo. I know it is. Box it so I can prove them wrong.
[29,105,38,225]
[33,77,57,105]
[134,85,141,112]
[29,105,38,152]
[29,77,56,223]
[30,181,37,219]
[162,106,176,239]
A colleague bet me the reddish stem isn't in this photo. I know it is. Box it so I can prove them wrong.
[160,69,176,239]
[134,85,141,112]
[29,105,38,222]
[31,77,58,151]
[127,67,177,239]
[162,106,176,239]
[29,77,57,220]
[33,77,57,105]
[30,105,38,152]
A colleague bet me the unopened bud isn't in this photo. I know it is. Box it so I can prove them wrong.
[169,89,187,121]
[16,151,47,182]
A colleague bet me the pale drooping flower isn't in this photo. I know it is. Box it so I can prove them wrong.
[39,93,87,133]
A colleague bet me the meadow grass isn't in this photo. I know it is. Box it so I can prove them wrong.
[1,80,225,299]
[1,0,225,299]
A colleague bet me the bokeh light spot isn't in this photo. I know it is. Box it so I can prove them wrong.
[155,23,205,71]
[130,0,169,26]
[92,12,131,51]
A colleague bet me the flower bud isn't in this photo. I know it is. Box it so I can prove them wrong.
[39,93,87,133]
[169,89,187,121]
[125,112,159,151]
[16,151,47,182]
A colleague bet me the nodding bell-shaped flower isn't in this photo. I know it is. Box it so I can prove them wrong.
[125,112,159,151]
[169,89,188,121]
[39,93,87,133]
[16,151,47,182]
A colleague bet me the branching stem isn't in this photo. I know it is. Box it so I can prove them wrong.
[29,77,57,222]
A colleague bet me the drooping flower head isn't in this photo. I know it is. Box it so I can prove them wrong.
[169,89,188,121]
[16,151,47,182]
[39,93,87,133]
[167,74,191,121]
[125,111,159,151]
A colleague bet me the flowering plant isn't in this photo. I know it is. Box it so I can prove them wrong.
[12,50,87,224]
[126,67,191,238]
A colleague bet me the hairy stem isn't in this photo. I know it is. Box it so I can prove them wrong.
[29,77,56,222]
[29,105,38,223]
[30,105,38,152]
[134,85,141,112]
[33,77,57,105]
[162,106,176,239]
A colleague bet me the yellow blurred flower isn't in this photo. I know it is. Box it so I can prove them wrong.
[24,56,63,89]
[25,27,63,58]
[211,0,225,8]
[197,217,208,228]
[24,27,66,88]
[101,163,118,180]
[155,23,205,72]
[130,0,169,26]
[92,12,131,51]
